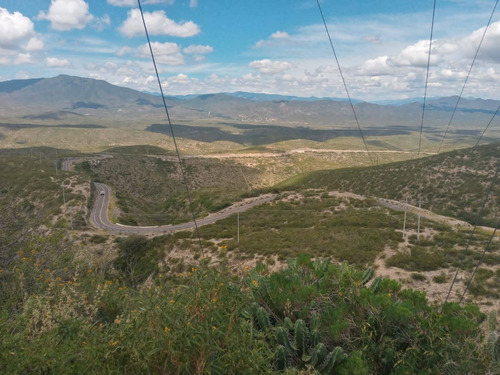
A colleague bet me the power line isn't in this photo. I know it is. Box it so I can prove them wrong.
[137,0,205,256]
[316,0,374,165]
[473,102,500,149]
[459,217,499,303]
[437,0,499,153]
[417,0,437,159]
[442,157,500,308]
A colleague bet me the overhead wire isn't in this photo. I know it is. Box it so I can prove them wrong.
[417,0,437,159]
[316,0,374,165]
[473,102,500,149]
[459,216,500,303]
[437,0,499,153]
[442,157,500,309]
[137,0,205,256]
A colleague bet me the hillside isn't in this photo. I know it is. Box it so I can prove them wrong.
[1,145,500,373]
[281,143,500,227]
[0,75,499,154]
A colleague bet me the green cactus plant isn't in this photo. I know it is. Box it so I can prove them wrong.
[284,317,294,330]
[442,361,459,375]
[275,345,288,371]
[277,326,296,354]
[294,319,309,357]
[370,276,382,293]
[362,268,374,285]
[310,343,327,367]
[318,346,345,374]
[256,306,271,330]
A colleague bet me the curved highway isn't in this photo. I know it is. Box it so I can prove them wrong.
[90,182,276,234]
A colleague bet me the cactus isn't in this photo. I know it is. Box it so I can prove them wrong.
[442,361,459,375]
[294,319,309,357]
[318,347,345,374]
[275,345,288,370]
[495,336,500,363]
[489,311,497,332]
[370,276,382,293]
[310,343,327,367]
[277,326,296,354]
[284,317,294,330]
[256,306,271,330]
[313,258,330,275]
[362,268,374,285]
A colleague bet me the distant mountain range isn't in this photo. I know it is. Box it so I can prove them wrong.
[0,74,499,130]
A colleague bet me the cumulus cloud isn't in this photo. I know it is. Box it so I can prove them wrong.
[14,53,33,65]
[183,45,213,54]
[137,41,184,65]
[249,59,292,74]
[24,37,44,51]
[255,30,292,48]
[94,15,111,31]
[119,9,200,37]
[270,31,290,39]
[46,57,70,67]
[116,46,132,56]
[0,7,35,48]
[462,21,500,63]
[38,0,94,31]
[170,73,191,84]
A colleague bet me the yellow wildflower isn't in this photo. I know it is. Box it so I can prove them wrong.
[164,326,171,333]
[251,280,259,287]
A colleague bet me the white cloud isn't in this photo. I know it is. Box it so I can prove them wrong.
[46,57,70,67]
[94,15,111,31]
[116,46,132,56]
[255,31,292,48]
[137,41,184,65]
[0,8,34,49]
[359,56,392,76]
[38,0,94,31]
[24,37,44,52]
[190,0,198,8]
[183,45,213,54]
[170,73,190,84]
[118,9,200,38]
[107,0,174,6]
[270,31,290,39]
[249,59,292,74]
[463,21,500,63]
[14,53,33,65]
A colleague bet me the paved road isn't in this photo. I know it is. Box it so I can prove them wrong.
[90,182,276,234]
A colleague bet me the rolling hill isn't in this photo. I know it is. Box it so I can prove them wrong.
[281,142,500,226]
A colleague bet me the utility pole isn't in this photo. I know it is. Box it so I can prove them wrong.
[417,197,422,242]
[402,197,408,238]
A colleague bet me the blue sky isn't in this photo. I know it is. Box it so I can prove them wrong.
[1,0,500,100]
